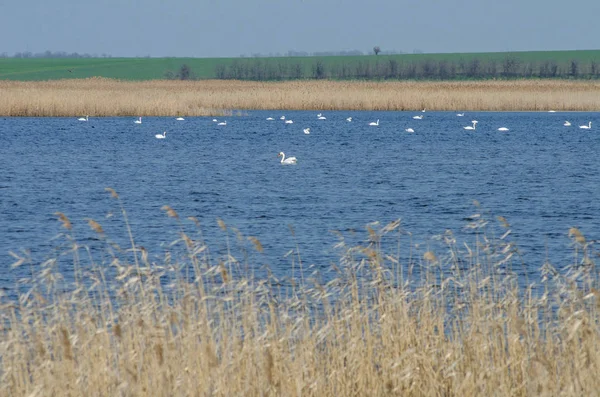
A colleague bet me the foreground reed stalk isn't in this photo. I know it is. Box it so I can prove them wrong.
[1,194,599,396]
[1,78,600,116]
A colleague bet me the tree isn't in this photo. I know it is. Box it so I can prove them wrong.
[373,46,381,56]
[438,60,450,80]
[570,60,579,78]
[466,59,481,78]
[405,62,417,79]
[177,64,193,80]
[292,63,304,79]
[421,59,436,78]
[388,59,398,79]
[486,59,498,79]
[312,61,326,79]
[502,56,519,78]
[277,62,288,80]
[215,64,226,79]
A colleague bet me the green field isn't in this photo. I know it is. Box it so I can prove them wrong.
[2,49,600,81]
[0,57,220,81]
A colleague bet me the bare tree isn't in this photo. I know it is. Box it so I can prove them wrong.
[591,61,598,78]
[405,62,417,79]
[312,61,326,79]
[293,63,304,79]
[502,56,519,78]
[539,61,550,78]
[438,60,449,79]
[177,64,193,80]
[486,59,498,78]
[215,64,226,79]
[421,59,436,78]
[466,59,481,78]
[373,46,381,56]
[570,60,579,78]
[388,59,398,78]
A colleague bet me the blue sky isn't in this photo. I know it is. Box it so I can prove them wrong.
[1,0,599,57]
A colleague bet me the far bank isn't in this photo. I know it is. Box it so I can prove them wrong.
[0,79,599,116]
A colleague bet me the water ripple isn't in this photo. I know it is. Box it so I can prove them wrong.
[1,112,599,284]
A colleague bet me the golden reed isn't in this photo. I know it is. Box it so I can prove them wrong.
[1,78,599,116]
[2,205,600,396]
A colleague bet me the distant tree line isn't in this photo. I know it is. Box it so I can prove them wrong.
[0,51,112,58]
[240,49,406,58]
[213,56,600,81]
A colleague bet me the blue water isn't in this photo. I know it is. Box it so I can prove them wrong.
[1,112,599,290]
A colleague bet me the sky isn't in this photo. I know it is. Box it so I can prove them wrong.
[1,0,599,58]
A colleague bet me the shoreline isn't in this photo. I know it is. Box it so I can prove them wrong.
[1,78,599,116]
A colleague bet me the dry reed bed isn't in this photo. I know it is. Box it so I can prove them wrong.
[1,193,599,396]
[1,78,600,116]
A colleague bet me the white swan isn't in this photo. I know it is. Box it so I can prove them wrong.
[303,128,310,134]
[405,128,414,133]
[78,115,88,121]
[580,122,592,129]
[278,152,297,165]
[498,127,509,131]
[422,108,426,112]
[464,120,478,130]
[456,113,464,117]
[285,119,294,124]
[412,115,423,120]
[346,117,352,122]
[280,116,286,120]
[176,117,185,121]
[212,119,218,122]
[318,116,326,120]
[134,117,142,124]
[369,119,379,126]
[266,117,274,120]
[218,121,227,126]
[564,121,571,126]
[548,110,556,113]
[317,113,322,117]
[155,131,167,139]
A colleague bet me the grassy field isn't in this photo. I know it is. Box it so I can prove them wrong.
[1,195,599,396]
[1,78,600,116]
[2,49,600,81]
[0,57,220,81]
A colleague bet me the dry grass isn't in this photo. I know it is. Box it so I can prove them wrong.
[1,193,599,396]
[1,78,600,116]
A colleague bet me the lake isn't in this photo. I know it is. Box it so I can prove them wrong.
[1,111,599,292]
